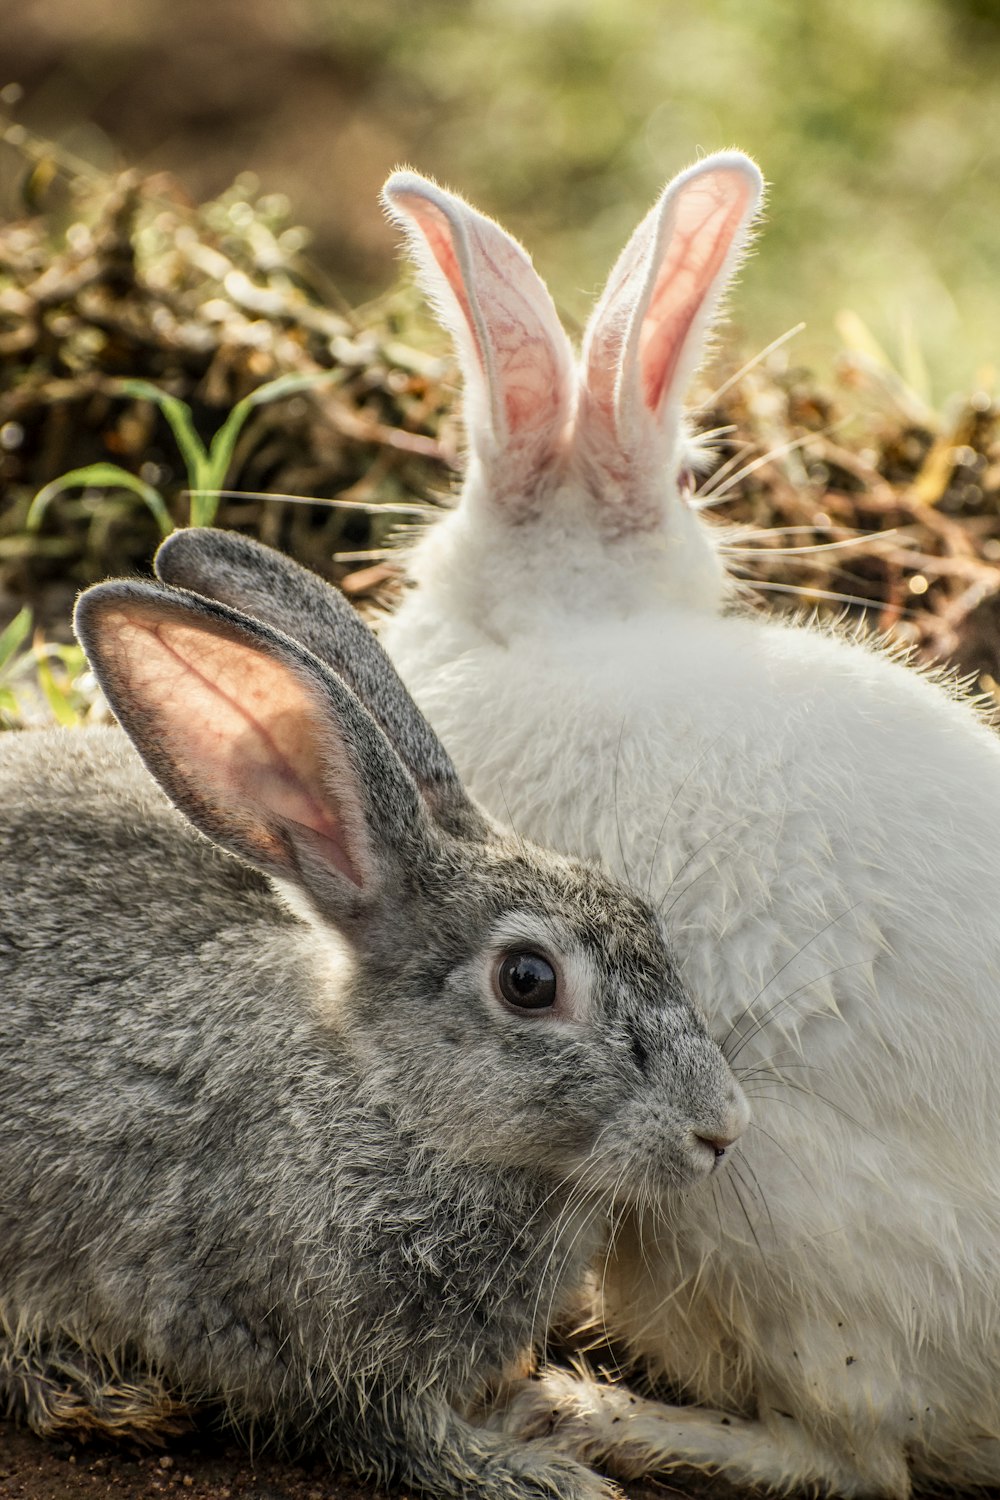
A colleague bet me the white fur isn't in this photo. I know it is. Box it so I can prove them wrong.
[380,153,1000,1496]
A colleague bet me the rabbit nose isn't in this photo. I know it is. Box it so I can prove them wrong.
[695,1132,738,1160]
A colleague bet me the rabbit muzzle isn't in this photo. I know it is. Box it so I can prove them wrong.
[689,1083,751,1175]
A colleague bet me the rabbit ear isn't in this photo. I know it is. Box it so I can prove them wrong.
[578,153,763,529]
[153,528,474,833]
[74,581,482,940]
[382,170,575,511]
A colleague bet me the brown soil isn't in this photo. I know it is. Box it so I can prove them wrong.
[0,1418,708,1500]
[0,1417,383,1500]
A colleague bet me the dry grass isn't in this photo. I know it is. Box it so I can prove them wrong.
[1,150,999,729]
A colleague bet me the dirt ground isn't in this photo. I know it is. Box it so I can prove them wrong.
[0,1422,350,1500]
[0,1417,708,1500]
[0,1418,383,1500]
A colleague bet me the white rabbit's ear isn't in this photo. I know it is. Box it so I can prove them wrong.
[579,153,763,525]
[382,170,575,508]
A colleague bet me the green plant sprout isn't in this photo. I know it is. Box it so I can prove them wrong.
[26,369,340,536]
[30,638,91,727]
[0,606,33,726]
[0,607,94,730]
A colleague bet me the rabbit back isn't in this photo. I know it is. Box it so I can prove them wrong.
[383,598,1000,1490]
[387,601,1000,1108]
[2,726,352,1418]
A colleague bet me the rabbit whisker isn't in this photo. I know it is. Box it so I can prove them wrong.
[693,422,739,444]
[736,1052,830,1076]
[659,846,743,924]
[725,955,875,1066]
[697,322,807,409]
[690,439,756,497]
[733,524,853,538]
[612,718,633,890]
[643,728,731,902]
[494,777,527,853]
[430,1163,583,1357]
[725,1159,797,1347]
[184,488,439,517]
[731,575,914,617]
[744,1080,884,1144]
[745,1119,822,1204]
[594,1157,637,1341]
[731,1152,779,1236]
[597,1191,633,1323]
[695,429,824,507]
[730,1148,780,1247]
[656,816,749,915]
[721,904,863,1061]
[332,548,397,563]
[710,1176,726,1241]
[520,1146,623,1353]
[722,1167,769,1278]
[721,529,899,559]
[534,1185,613,1352]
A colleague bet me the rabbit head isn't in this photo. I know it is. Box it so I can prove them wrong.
[77,569,746,1202]
[381,152,762,638]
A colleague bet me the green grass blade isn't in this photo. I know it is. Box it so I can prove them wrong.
[193,370,340,526]
[117,379,210,497]
[27,464,174,537]
[34,648,83,728]
[0,606,33,675]
[187,475,221,529]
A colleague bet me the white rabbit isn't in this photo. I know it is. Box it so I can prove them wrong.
[377,155,1000,1497]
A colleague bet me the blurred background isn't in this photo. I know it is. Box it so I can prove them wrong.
[3,0,1000,398]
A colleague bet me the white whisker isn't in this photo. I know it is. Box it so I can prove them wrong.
[698,322,807,409]
[722,529,899,559]
[694,430,823,507]
[731,577,899,613]
[184,487,438,516]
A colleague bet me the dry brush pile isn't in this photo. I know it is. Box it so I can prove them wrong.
[1,150,999,727]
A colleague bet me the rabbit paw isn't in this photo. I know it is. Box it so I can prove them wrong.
[494,1443,622,1500]
[0,1336,190,1445]
[498,1368,910,1497]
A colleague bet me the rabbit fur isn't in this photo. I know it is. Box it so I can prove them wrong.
[367,156,1000,1497]
[0,572,749,1500]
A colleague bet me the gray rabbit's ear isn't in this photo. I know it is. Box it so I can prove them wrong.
[74,581,481,939]
[154,528,478,836]
[382,169,575,516]
[577,152,763,531]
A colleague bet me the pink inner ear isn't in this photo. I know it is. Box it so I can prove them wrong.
[580,224,654,441]
[108,612,369,888]
[390,181,572,457]
[391,190,488,375]
[473,232,570,440]
[639,167,754,414]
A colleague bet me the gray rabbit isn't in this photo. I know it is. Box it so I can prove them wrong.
[0,554,747,1500]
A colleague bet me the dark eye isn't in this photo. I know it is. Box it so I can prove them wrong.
[496,952,558,1012]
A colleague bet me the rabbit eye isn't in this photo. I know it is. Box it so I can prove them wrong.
[496,952,558,1012]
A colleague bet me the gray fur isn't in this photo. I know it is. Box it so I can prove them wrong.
[0,575,743,1500]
